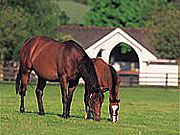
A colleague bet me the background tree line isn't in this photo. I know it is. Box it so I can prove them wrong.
[0,0,69,61]
[0,0,179,61]
[84,0,180,59]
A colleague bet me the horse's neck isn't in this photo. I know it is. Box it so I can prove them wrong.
[109,90,119,101]
[108,65,119,101]
[109,84,119,101]
[82,75,98,93]
[79,56,100,93]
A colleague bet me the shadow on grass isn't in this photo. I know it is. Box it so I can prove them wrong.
[15,111,110,121]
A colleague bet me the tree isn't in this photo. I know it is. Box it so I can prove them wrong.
[84,0,174,28]
[0,5,29,60]
[0,0,69,61]
[84,0,179,59]
[149,9,180,59]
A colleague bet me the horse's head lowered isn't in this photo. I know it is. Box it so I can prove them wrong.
[88,89,104,121]
[109,98,120,122]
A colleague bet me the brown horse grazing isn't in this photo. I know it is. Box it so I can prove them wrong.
[92,58,121,122]
[67,58,121,122]
[15,36,103,120]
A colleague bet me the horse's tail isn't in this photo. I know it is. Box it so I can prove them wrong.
[15,37,32,94]
[16,68,21,94]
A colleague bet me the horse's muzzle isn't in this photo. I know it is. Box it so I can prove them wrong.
[112,115,118,123]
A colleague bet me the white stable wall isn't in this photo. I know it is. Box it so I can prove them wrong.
[139,63,179,86]
[85,28,179,86]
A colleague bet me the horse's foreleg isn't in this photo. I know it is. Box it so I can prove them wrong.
[60,77,68,118]
[84,85,91,119]
[36,78,46,115]
[67,78,79,117]
[84,93,88,119]
[67,86,76,117]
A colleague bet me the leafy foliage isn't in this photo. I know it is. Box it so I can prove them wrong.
[149,9,180,59]
[84,0,174,28]
[84,0,179,59]
[0,5,29,60]
[0,0,69,61]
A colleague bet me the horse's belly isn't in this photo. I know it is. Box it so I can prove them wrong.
[35,68,58,81]
[32,60,59,81]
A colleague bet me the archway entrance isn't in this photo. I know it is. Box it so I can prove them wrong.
[109,43,139,86]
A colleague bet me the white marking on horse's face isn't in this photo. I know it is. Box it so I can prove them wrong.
[112,115,116,122]
[112,105,118,115]
[112,105,118,122]
[90,94,92,99]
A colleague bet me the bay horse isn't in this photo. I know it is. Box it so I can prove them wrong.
[92,58,120,122]
[67,58,121,122]
[15,36,103,120]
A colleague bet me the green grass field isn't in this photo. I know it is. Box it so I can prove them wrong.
[0,83,179,135]
[55,1,89,24]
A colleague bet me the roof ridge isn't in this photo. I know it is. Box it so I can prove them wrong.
[60,25,116,30]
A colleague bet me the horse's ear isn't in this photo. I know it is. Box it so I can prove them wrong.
[24,37,30,43]
[117,99,121,103]
[99,86,108,93]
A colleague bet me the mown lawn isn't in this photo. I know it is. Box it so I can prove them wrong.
[54,1,89,24]
[0,83,179,135]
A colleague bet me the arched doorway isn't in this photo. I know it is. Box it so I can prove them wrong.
[109,43,139,86]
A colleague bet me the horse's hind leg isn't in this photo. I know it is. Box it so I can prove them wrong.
[36,77,46,115]
[19,71,29,113]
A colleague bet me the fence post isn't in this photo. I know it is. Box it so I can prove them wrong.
[165,73,168,90]
[130,76,133,87]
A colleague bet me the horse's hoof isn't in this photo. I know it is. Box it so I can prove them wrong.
[84,113,88,120]
[20,108,25,113]
[62,114,69,119]
[38,111,45,115]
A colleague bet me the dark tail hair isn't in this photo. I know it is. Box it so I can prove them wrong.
[16,68,21,94]
[15,37,31,94]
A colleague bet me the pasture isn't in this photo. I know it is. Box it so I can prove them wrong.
[0,83,179,135]
[55,1,89,24]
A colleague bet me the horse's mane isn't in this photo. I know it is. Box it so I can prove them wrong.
[63,40,88,57]
[64,40,100,92]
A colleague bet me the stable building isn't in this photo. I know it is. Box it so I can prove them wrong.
[58,25,179,86]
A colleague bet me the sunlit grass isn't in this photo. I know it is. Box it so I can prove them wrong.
[54,1,89,24]
[0,83,179,135]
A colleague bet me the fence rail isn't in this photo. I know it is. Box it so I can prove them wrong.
[119,72,180,87]
[0,64,179,87]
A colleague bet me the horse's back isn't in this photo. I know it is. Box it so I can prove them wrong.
[92,58,112,91]
[20,36,84,81]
